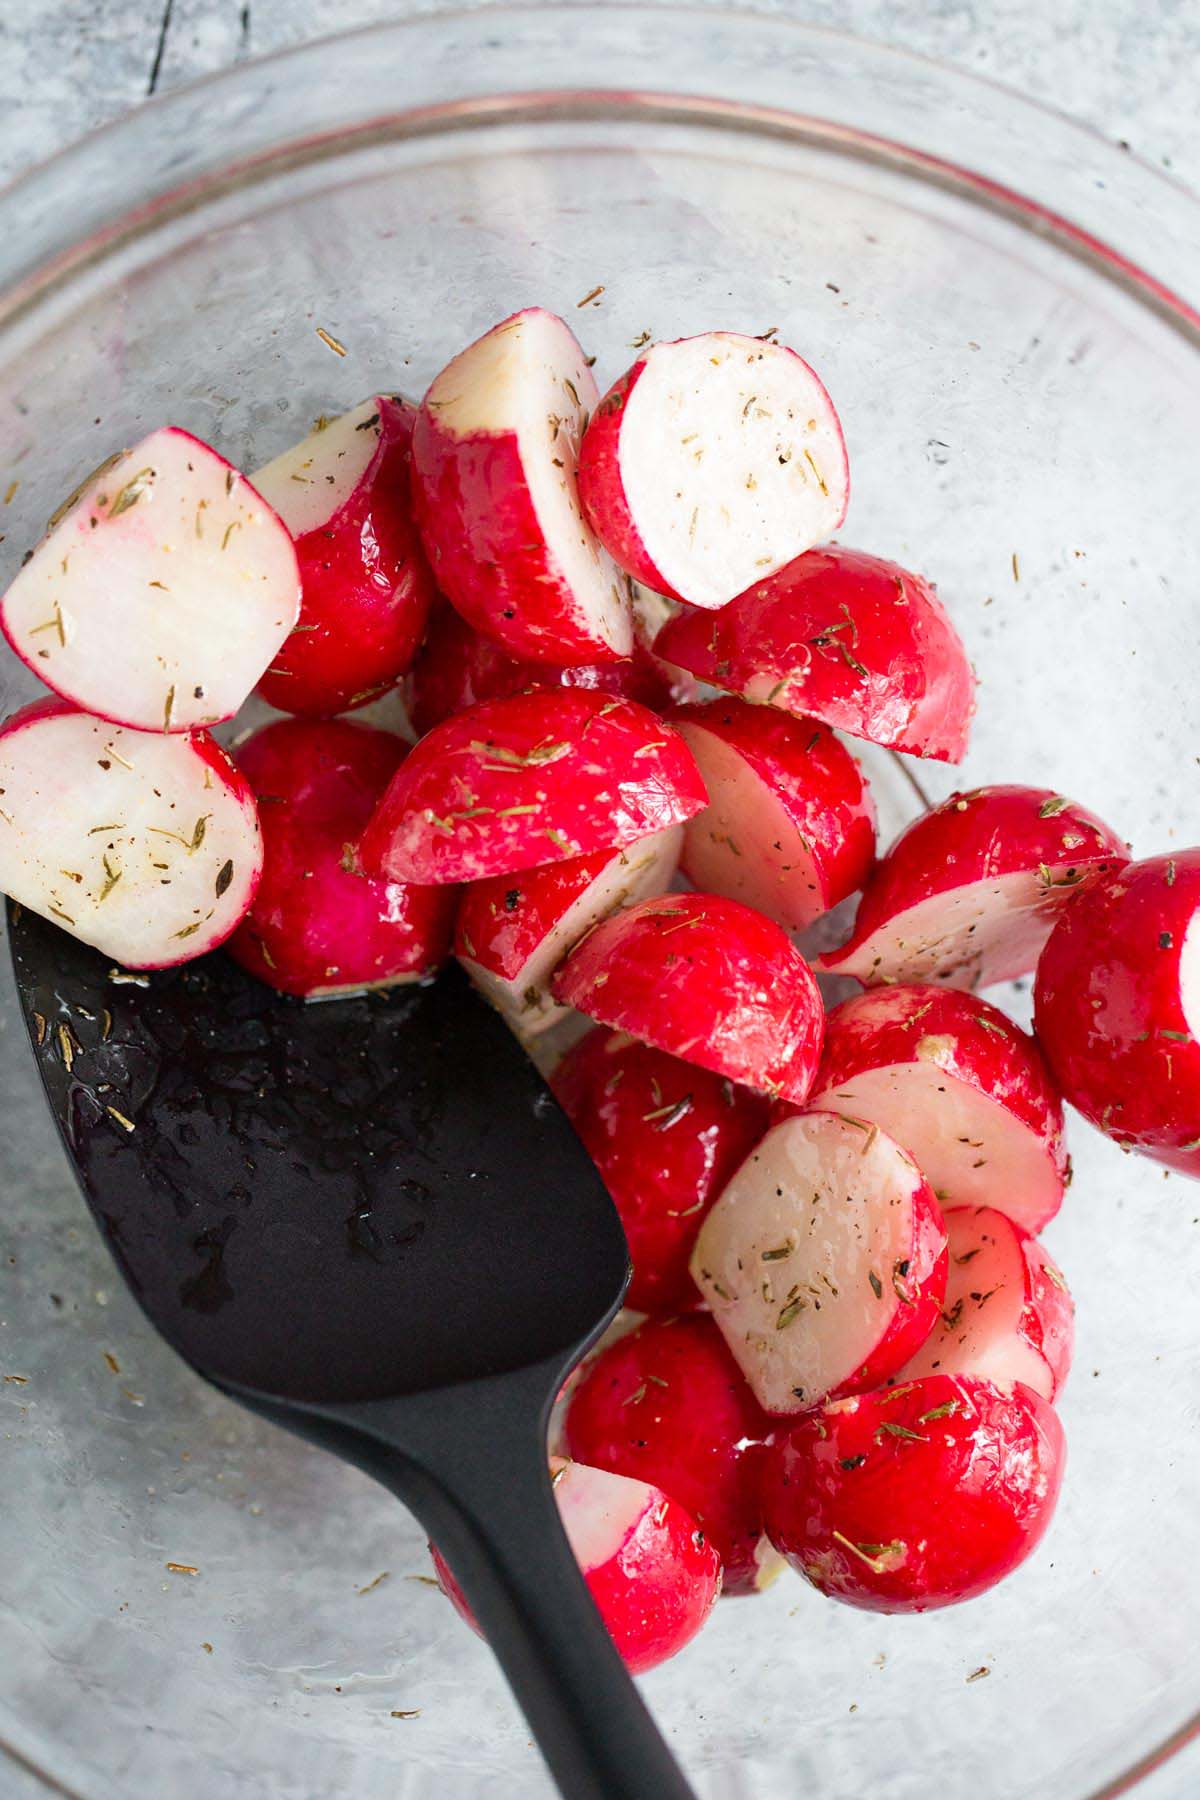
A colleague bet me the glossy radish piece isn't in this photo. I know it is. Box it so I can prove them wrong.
[1,427,299,732]
[226,718,455,998]
[552,1028,770,1311]
[820,784,1128,989]
[654,545,975,763]
[578,331,848,610]
[565,1315,782,1595]
[796,984,1069,1231]
[670,700,875,933]
[359,690,706,886]
[759,1374,1066,1612]
[0,697,261,966]
[692,1110,947,1413]
[411,308,632,664]
[1034,850,1200,1176]
[455,827,681,1038]
[431,1456,721,1675]
[553,891,825,1102]
[895,1206,1073,1400]
[253,396,436,716]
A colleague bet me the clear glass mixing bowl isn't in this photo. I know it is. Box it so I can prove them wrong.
[0,9,1198,1797]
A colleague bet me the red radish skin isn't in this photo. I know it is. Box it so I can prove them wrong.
[552,1028,771,1312]
[1,427,299,732]
[565,1315,782,1595]
[670,700,876,934]
[578,333,848,610]
[0,697,261,967]
[654,546,975,763]
[552,891,825,1102]
[411,308,632,665]
[430,1457,721,1674]
[359,690,706,887]
[1034,851,1200,1176]
[691,1111,947,1413]
[406,600,671,739]
[759,1374,1066,1613]
[819,784,1128,989]
[253,396,437,716]
[226,718,455,998]
[793,984,1069,1232]
[455,827,682,1037]
[896,1206,1073,1401]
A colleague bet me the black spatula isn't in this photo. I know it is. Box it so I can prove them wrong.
[8,902,695,1800]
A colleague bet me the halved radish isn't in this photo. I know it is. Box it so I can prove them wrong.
[405,600,670,739]
[792,985,1069,1232]
[253,396,437,716]
[552,1027,770,1312]
[819,784,1128,989]
[578,332,848,610]
[455,826,682,1037]
[670,700,875,933]
[759,1374,1066,1613]
[358,690,706,886]
[653,546,975,763]
[1,427,300,732]
[430,1456,721,1674]
[411,308,632,665]
[1034,850,1200,1176]
[895,1206,1073,1401]
[552,891,825,1102]
[690,1110,947,1413]
[0,697,261,966]
[226,718,456,998]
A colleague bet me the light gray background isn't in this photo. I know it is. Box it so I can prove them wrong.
[0,3,1196,1797]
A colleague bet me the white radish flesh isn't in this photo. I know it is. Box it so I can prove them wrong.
[250,397,383,532]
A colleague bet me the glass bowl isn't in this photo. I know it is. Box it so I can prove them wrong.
[0,9,1198,1797]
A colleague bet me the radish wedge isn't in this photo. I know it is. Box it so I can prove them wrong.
[358,690,705,886]
[411,308,632,665]
[670,700,875,933]
[0,698,261,966]
[896,1206,1074,1401]
[552,890,825,1102]
[796,984,1068,1232]
[820,784,1128,989]
[1,427,300,732]
[654,545,975,763]
[455,826,682,1037]
[691,1111,947,1413]
[578,332,848,610]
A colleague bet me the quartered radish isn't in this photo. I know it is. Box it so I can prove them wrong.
[578,331,848,610]
[1034,850,1200,1176]
[552,891,825,1102]
[691,1110,947,1413]
[895,1206,1073,1401]
[0,427,300,732]
[794,984,1069,1231]
[654,545,975,763]
[819,784,1128,989]
[455,827,681,1037]
[411,308,632,665]
[670,700,876,933]
[226,718,456,998]
[430,1456,721,1674]
[759,1374,1066,1613]
[358,690,706,886]
[253,396,437,716]
[552,1027,770,1312]
[564,1314,783,1596]
[0,698,260,966]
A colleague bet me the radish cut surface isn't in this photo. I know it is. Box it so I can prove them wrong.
[0,699,261,966]
[252,398,382,533]
[1,428,299,732]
